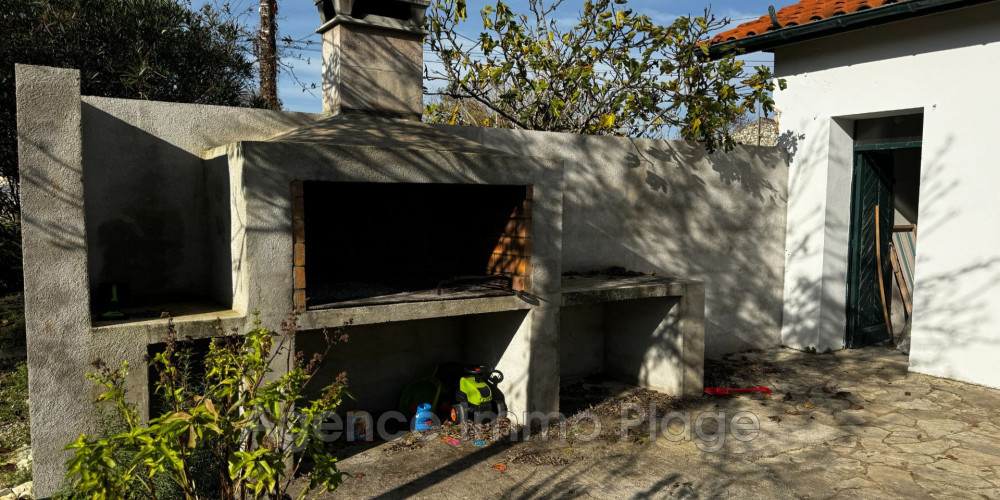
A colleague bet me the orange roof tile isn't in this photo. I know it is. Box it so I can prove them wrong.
[710,0,914,44]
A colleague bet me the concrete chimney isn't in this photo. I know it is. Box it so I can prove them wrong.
[315,0,429,119]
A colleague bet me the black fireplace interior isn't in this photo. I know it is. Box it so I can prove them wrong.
[303,181,529,309]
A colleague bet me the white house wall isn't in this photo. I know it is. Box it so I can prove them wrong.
[774,2,1000,388]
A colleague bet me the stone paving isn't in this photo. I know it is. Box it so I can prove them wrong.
[317,347,1000,499]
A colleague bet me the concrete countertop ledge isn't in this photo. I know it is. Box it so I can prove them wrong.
[90,274,702,343]
[561,274,703,306]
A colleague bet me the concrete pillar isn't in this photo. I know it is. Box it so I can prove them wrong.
[16,64,93,498]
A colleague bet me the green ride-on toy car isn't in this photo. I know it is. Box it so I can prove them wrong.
[448,365,507,424]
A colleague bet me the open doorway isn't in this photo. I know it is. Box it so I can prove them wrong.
[846,114,922,349]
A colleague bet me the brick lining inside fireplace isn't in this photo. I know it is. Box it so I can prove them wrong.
[292,181,531,310]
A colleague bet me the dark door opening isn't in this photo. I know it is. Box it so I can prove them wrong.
[846,151,895,348]
[846,114,922,348]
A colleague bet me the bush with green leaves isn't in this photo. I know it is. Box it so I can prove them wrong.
[63,314,349,500]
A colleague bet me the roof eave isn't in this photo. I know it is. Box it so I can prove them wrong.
[708,0,998,59]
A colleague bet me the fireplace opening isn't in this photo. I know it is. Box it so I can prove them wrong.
[295,181,531,310]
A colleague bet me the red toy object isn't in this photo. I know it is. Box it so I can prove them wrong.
[704,387,772,396]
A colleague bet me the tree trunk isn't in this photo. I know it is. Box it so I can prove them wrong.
[259,0,279,109]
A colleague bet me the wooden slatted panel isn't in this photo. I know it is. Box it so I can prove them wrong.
[892,226,917,300]
[847,152,894,348]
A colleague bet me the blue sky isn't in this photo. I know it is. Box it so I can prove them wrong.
[228,0,780,113]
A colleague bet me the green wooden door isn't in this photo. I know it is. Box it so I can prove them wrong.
[846,151,895,348]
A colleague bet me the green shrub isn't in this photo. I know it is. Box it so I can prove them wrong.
[63,313,349,500]
[0,295,26,350]
[0,359,30,488]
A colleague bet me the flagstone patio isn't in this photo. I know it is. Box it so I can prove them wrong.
[316,347,1000,499]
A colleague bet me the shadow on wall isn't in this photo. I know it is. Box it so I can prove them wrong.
[82,105,215,303]
[903,137,1000,379]
[777,123,837,350]
[559,296,686,394]
[77,101,317,310]
[18,135,87,252]
[436,125,791,358]
[780,132,1000,368]
[615,140,787,358]
[321,24,421,116]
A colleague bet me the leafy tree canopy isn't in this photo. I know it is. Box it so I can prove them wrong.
[424,0,786,152]
[0,0,261,220]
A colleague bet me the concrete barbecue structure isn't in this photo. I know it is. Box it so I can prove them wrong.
[17,0,788,495]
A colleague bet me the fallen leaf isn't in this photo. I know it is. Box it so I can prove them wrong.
[769,416,782,423]
[763,393,772,400]
[802,402,815,409]
[945,455,958,461]
[785,409,800,416]
[354,473,365,479]
[493,463,507,472]
[851,405,865,411]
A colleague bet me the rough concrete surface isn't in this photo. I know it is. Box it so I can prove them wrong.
[80,95,318,305]
[313,348,1000,499]
[15,65,93,498]
[437,125,789,358]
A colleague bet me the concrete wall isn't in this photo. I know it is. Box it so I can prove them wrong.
[80,97,317,304]
[436,126,790,358]
[559,296,699,395]
[16,65,93,497]
[772,3,1000,388]
[559,304,606,380]
[604,296,685,393]
[204,155,233,306]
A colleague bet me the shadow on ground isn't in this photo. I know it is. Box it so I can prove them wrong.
[306,347,1000,499]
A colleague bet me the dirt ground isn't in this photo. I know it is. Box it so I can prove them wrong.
[303,347,1000,499]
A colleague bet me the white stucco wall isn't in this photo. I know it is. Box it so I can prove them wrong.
[774,2,1000,388]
